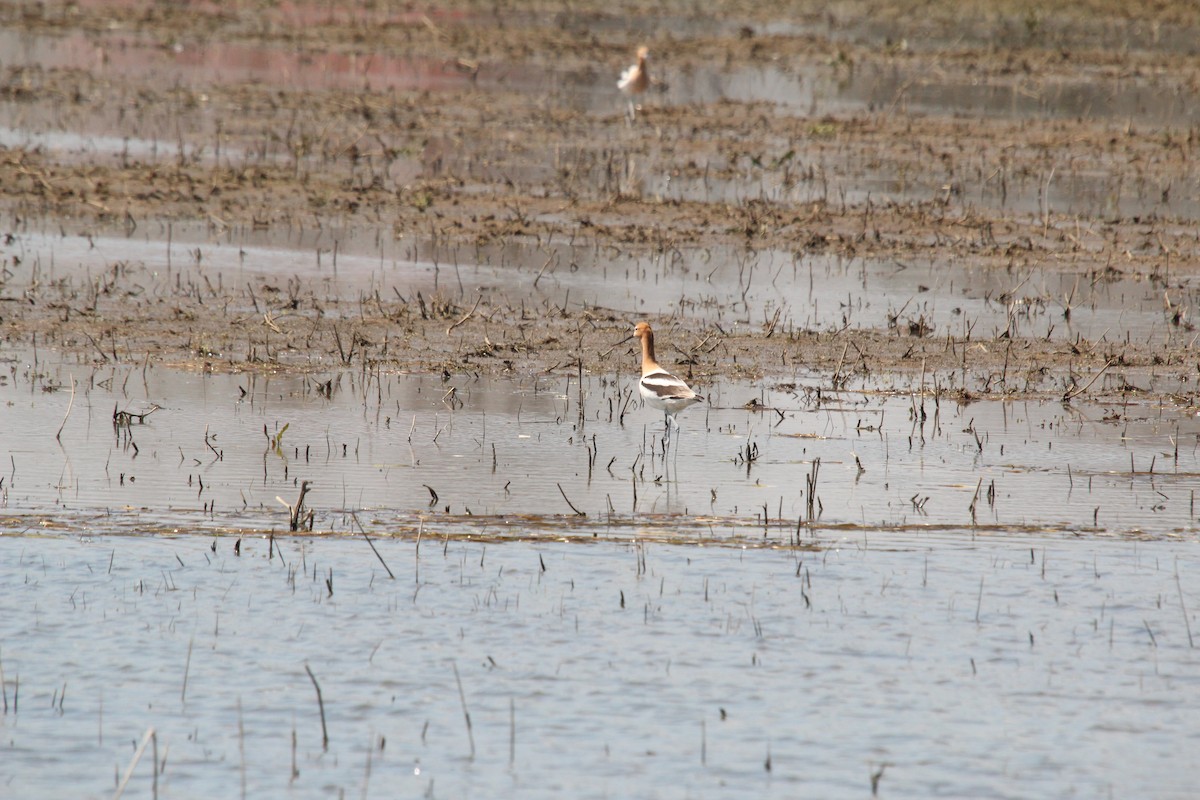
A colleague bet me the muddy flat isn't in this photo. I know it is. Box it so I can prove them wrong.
[1,0,1199,400]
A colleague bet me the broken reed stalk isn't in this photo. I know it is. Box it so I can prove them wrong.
[1176,568,1195,648]
[304,664,329,751]
[831,343,849,390]
[56,376,76,441]
[446,293,482,335]
[805,458,821,522]
[452,661,476,759]
[293,480,312,529]
[871,762,889,796]
[975,576,984,624]
[969,477,983,525]
[112,726,155,800]
[204,424,222,460]
[1063,357,1117,402]
[291,727,299,781]
[532,255,553,288]
[181,636,194,706]
[352,512,395,579]
[415,517,424,582]
[277,480,312,531]
[557,482,586,516]
[238,697,246,800]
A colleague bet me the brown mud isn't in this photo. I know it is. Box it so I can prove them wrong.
[2,1,1200,403]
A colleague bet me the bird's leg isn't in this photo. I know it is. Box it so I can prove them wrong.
[663,411,672,445]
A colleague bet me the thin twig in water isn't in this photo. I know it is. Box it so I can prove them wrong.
[304,663,329,750]
[181,636,194,706]
[415,517,424,583]
[1176,568,1194,649]
[238,697,246,800]
[599,333,633,360]
[204,425,223,460]
[446,293,483,335]
[509,697,516,767]
[452,661,476,759]
[112,726,156,800]
[56,377,76,441]
[805,458,821,522]
[82,331,111,362]
[1063,357,1117,402]
[352,512,394,579]
[532,255,554,288]
[557,482,586,516]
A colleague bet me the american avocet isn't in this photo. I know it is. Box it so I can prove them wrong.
[618,46,650,121]
[634,321,703,444]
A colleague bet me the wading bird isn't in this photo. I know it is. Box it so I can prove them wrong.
[634,321,702,445]
[618,46,650,121]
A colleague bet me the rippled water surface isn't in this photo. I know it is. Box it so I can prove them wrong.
[2,532,1197,798]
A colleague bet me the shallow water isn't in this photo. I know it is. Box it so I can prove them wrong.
[2,532,1197,798]
[3,345,1199,539]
